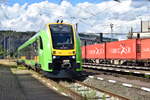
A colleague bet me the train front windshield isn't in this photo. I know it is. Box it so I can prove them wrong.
[50,24,74,50]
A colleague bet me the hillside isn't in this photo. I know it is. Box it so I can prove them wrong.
[0,31,35,58]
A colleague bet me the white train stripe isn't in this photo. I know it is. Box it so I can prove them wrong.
[97,77,104,80]
[136,67,140,69]
[61,92,68,96]
[47,83,51,86]
[88,76,94,78]
[141,87,150,92]
[124,70,130,72]
[122,83,133,87]
[103,68,107,70]
[42,80,46,83]
[134,72,140,74]
[109,68,113,70]
[116,69,121,71]
[108,80,116,83]
[95,76,150,93]
[52,87,58,91]
[145,73,150,75]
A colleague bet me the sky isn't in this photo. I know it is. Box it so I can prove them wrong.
[0,0,150,40]
[6,0,107,5]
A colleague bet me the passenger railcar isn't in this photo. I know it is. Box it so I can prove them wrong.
[17,22,82,78]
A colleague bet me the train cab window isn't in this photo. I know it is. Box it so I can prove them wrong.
[39,36,43,50]
[49,24,74,50]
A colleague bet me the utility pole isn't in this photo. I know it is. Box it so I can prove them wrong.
[148,21,150,32]
[110,23,114,41]
[141,19,143,32]
[99,33,103,43]
[131,27,133,39]
[76,23,78,33]
[3,33,5,58]
[128,27,133,39]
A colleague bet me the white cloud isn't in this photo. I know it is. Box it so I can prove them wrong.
[0,0,150,35]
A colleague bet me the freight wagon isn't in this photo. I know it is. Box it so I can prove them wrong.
[82,38,150,66]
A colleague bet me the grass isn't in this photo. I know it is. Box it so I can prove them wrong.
[128,72,133,75]
[102,95,106,100]
[144,75,150,78]
[17,65,27,70]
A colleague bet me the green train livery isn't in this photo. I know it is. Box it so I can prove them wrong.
[17,22,82,78]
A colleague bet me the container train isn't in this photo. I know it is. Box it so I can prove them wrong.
[17,22,82,78]
[82,38,150,66]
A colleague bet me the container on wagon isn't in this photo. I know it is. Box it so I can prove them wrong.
[106,39,137,60]
[82,43,105,59]
[140,39,150,59]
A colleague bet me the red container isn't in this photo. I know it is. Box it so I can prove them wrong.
[82,43,105,59]
[106,39,137,59]
[81,46,86,59]
[140,39,150,59]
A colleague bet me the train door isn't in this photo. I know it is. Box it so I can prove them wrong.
[38,36,44,68]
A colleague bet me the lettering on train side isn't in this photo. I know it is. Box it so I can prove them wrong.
[111,44,131,54]
[87,46,104,55]
[142,48,150,52]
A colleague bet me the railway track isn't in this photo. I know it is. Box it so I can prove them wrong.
[83,63,150,78]
[30,69,129,100]
[87,75,150,92]
[82,68,150,100]
[84,63,150,71]
[84,68,150,91]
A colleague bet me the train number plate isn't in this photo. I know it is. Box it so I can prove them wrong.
[63,60,70,63]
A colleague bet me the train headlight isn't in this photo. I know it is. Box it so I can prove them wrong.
[72,56,75,59]
[53,56,56,59]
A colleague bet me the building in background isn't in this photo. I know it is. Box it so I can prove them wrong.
[79,33,118,46]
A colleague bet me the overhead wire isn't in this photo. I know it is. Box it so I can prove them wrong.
[75,0,132,36]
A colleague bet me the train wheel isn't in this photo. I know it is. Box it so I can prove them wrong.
[35,64,41,72]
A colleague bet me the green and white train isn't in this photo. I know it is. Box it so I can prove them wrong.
[17,22,82,78]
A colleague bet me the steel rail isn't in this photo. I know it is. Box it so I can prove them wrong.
[83,64,150,77]
[74,80,129,100]
[84,63,150,71]
[30,70,129,100]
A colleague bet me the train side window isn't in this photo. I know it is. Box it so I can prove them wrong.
[39,36,43,50]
